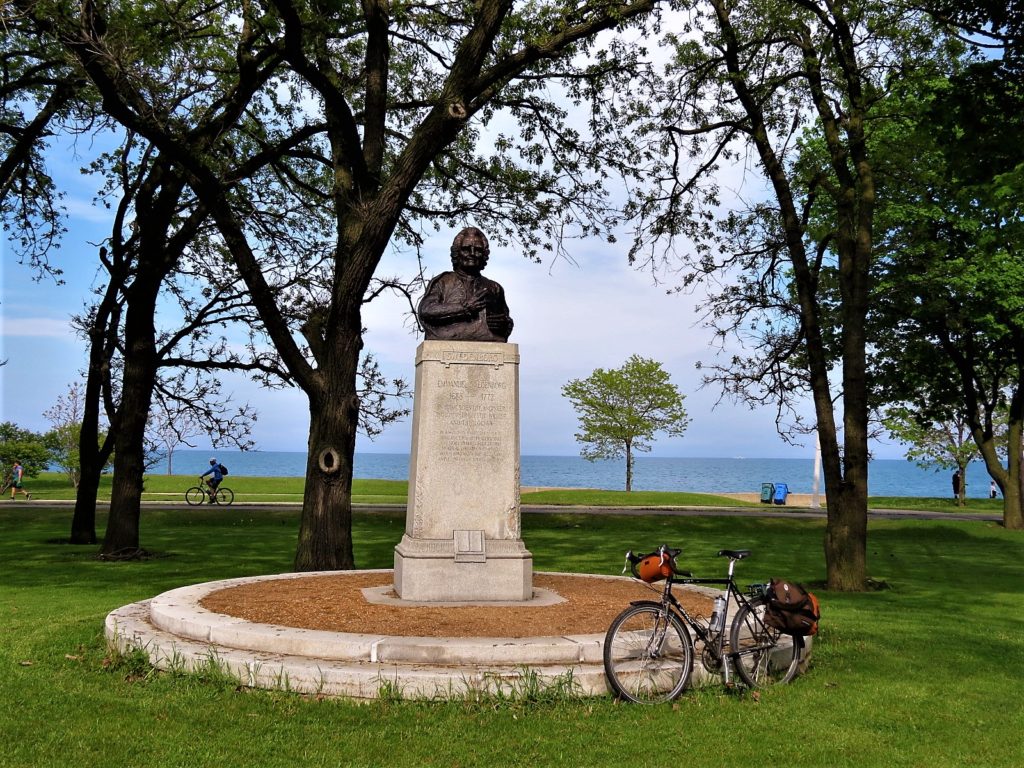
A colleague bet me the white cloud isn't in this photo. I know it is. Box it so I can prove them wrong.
[1,316,76,339]
[63,196,116,225]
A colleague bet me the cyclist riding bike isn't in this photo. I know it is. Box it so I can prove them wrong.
[199,458,223,504]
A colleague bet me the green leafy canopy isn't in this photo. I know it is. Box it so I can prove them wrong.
[0,422,52,482]
[561,354,689,461]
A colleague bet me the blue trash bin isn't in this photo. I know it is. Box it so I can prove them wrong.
[773,483,789,505]
[760,483,774,504]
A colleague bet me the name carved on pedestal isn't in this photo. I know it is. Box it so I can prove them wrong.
[441,350,505,367]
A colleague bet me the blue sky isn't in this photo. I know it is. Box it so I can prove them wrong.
[0,134,908,461]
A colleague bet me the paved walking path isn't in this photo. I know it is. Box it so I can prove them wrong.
[30,498,1000,523]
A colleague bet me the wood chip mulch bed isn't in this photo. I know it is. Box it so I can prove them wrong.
[200,572,713,638]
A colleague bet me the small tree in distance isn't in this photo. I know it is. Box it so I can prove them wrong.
[43,382,111,488]
[882,406,987,506]
[562,355,690,492]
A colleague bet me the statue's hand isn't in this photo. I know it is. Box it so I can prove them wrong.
[464,293,489,313]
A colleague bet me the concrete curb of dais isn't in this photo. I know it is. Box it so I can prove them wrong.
[105,570,806,700]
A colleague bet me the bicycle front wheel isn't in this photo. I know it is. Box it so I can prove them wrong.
[603,603,693,704]
[213,487,234,505]
[185,486,206,506]
[729,596,803,688]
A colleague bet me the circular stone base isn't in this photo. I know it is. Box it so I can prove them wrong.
[104,570,804,700]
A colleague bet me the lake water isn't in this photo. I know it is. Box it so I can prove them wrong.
[170,450,988,498]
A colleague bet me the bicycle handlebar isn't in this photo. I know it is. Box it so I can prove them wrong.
[620,544,754,580]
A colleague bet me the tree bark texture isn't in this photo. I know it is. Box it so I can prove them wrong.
[1002,373,1023,529]
[71,276,121,544]
[100,290,160,557]
[71,468,101,545]
[98,165,185,557]
[999,409,1023,530]
[293,331,363,571]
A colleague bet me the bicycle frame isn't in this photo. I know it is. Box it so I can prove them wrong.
[640,557,762,687]
[185,482,233,506]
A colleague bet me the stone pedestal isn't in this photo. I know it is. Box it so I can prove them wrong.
[394,341,532,602]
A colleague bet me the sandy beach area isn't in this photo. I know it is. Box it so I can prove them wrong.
[522,488,826,507]
[718,491,825,507]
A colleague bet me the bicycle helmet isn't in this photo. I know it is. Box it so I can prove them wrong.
[636,550,677,582]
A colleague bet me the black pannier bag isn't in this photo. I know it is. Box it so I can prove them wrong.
[764,578,820,636]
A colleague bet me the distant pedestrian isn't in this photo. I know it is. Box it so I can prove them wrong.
[952,470,961,500]
[9,461,31,500]
[990,480,998,499]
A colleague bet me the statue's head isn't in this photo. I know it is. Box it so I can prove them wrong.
[450,227,489,273]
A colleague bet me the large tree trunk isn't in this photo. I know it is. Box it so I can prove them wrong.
[71,424,101,544]
[816,395,869,591]
[293,329,363,571]
[790,231,870,591]
[100,288,160,558]
[974,430,1023,529]
[824,489,868,590]
[967,368,1023,529]
[1005,470,1023,530]
[1002,412,1023,530]
[73,381,116,544]
[810,225,871,592]
[827,418,869,591]
[71,272,121,544]
[71,464,102,544]
[97,161,188,558]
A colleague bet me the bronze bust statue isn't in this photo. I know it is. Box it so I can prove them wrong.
[417,227,514,342]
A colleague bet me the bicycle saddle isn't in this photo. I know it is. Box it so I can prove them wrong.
[717,549,751,559]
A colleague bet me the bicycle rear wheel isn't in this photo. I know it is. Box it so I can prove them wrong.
[185,486,206,506]
[603,603,693,704]
[213,487,234,505]
[729,596,803,688]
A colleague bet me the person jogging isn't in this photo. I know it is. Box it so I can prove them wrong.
[9,461,31,500]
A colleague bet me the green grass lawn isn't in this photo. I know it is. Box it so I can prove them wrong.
[1,502,1021,767]
[866,495,1003,514]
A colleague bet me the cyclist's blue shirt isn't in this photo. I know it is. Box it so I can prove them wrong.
[201,464,223,481]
